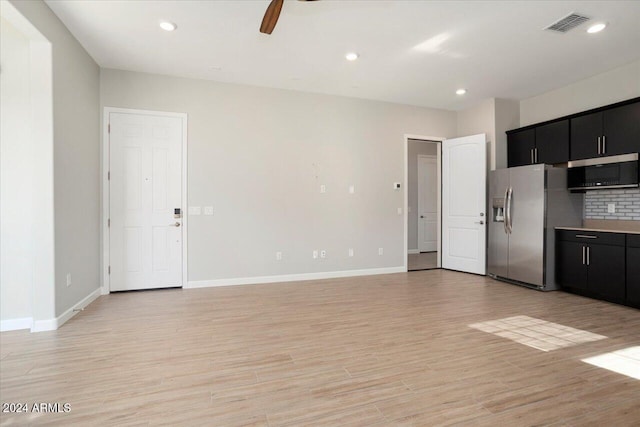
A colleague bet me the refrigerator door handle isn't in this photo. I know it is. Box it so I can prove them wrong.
[506,187,513,234]
[503,188,509,234]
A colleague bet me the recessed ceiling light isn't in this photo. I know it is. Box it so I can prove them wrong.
[456,88,467,95]
[587,23,606,33]
[345,52,359,61]
[159,21,177,32]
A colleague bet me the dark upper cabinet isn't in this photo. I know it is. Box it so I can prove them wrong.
[535,120,569,164]
[602,102,640,156]
[507,120,570,167]
[570,112,602,160]
[507,128,535,167]
[570,101,640,160]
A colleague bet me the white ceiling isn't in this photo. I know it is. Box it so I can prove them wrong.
[44,0,640,111]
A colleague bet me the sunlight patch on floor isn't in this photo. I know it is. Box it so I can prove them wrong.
[582,346,640,380]
[469,315,607,352]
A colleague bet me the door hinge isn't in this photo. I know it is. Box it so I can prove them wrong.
[107,171,110,180]
[108,266,111,274]
[107,218,110,227]
[108,123,110,133]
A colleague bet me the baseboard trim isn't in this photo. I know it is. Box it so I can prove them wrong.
[31,287,102,332]
[186,266,406,289]
[1,317,33,332]
[407,249,420,254]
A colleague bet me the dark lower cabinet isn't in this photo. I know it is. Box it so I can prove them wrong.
[556,241,588,292]
[627,235,640,307]
[556,230,630,307]
[587,244,625,302]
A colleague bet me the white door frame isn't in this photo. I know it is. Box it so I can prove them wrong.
[403,134,444,272]
[102,107,188,294]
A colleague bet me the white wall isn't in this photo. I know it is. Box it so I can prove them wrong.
[456,99,495,170]
[407,140,437,251]
[493,99,520,170]
[520,60,640,126]
[100,69,457,284]
[0,17,33,324]
[10,0,101,319]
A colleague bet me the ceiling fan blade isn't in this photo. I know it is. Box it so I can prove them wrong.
[260,0,284,34]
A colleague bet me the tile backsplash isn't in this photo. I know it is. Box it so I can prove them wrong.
[584,188,640,220]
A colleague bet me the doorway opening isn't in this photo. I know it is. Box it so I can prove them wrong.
[405,137,442,271]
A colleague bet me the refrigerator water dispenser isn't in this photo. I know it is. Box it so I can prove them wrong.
[492,198,505,222]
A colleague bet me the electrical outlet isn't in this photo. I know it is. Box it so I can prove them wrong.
[188,206,201,215]
[607,203,616,213]
[320,184,326,193]
[348,248,354,257]
[397,207,402,215]
[276,251,282,261]
[349,185,355,194]
[313,250,318,259]
[378,247,384,255]
[66,273,72,287]
[204,206,214,215]
[320,250,327,259]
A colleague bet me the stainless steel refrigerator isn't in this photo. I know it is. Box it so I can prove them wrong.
[488,164,582,291]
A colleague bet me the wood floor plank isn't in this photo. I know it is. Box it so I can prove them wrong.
[1,269,639,425]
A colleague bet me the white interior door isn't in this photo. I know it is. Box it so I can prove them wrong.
[442,134,487,275]
[109,112,183,291]
[418,155,437,252]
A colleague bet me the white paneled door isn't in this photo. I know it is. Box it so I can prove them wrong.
[109,112,184,291]
[418,155,437,252]
[442,134,487,275]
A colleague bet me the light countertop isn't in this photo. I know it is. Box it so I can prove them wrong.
[556,226,640,235]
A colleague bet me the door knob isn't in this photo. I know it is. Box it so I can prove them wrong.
[474,221,484,225]
[480,213,484,216]
[172,222,181,227]
[420,215,424,218]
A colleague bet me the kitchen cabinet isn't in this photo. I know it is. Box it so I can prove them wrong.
[507,121,570,167]
[570,101,640,160]
[627,235,640,307]
[535,120,570,164]
[556,240,588,292]
[507,128,535,167]
[556,230,626,304]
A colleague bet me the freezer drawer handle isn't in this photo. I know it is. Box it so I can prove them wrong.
[575,234,597,239]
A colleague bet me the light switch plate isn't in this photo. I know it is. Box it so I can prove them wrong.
[188,206,201,215]
[204,206,214,215]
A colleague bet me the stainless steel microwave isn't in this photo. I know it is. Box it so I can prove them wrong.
[567,153,639,191]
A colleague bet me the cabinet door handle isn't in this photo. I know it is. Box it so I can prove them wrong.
[534,148,538,163]
[530,148,534,164]
[597,136,601,155]
[602,135,606,154]
[587,246,590,266]
[582,246,585,265]
[575,234,597,239]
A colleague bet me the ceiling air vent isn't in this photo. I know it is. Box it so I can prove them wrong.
[544,13,590,33]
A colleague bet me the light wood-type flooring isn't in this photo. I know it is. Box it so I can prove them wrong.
[407,252,437,271]
[2,270,640,426]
